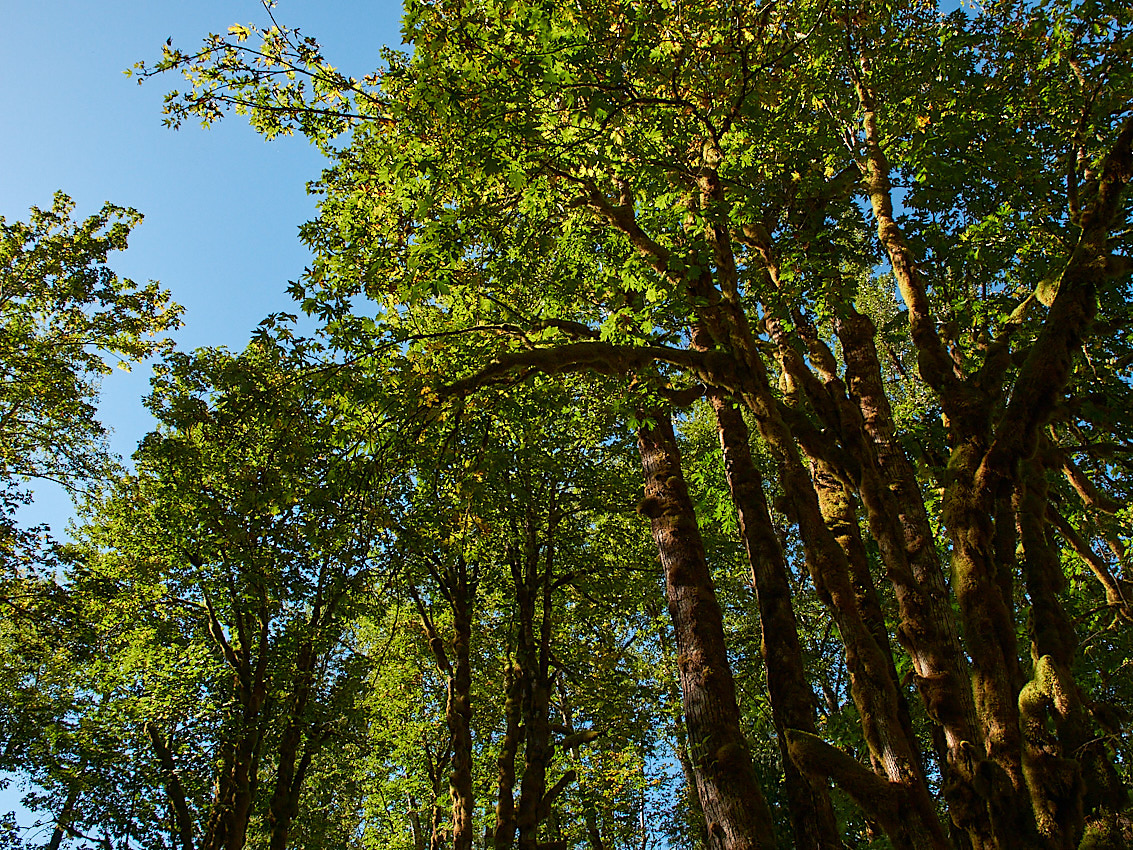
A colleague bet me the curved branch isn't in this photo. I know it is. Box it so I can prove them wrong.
[440,342,734,398]
[785,729,903,831]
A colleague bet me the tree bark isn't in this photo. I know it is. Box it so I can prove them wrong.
[145,722,195,850]
[449,560,476,850]
[833,308,1008,846]
[1017,455,1127,848]
[46,775,83,850]
[514,513,557,850]
[698,379,843,850]
[266,638,318,850]
[695,284,947,849]
[636,409,776,850]
[493,660,524,850]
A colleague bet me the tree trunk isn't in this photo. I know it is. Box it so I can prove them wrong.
[409,795,427,850]
[834,308,1004,847]
[514,514,557,850]
[802,457,947,850]
[449,561,476,850]
[514,676,553,850]
[636,409,776,850]
[145,722,195,850]
[764,314,929,808]
[1016,454,1127,848]
[267,639,317,850]
[46,778,82,850]
[696,293,947,849]
[493,660,524,850]
[700,382,843,850]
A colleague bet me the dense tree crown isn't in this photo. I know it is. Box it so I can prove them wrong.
[0,193,179,535]
[4,1,1133,849]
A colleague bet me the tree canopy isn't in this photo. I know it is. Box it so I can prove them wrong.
[4,1,1133,849]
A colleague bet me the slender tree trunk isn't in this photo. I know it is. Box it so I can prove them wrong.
[514,675,553,850]
[854,65,1055,847]
[800,456,947,850]
[514,514,557,850]
[1045,506,1131,618]
[656,598,709,850]
[449,562,476,850]
[493,660,523,850]
[421,730,450,850]
[227,728,260,850]
[583,805,605,850]
[1017,455,1127,848]
[636,409,776,850]
[145,722,195,850]
[672,722,708,850]
[200,731,262,850]
[201,743,235,850]
[225,683,265,850]
[47,779,81,850]
[945,438,1029,822]
[810,457,922,768]
[412,556,477,850]
[409,795,427,850]
[267,639,317,850]
[698,375,842,850]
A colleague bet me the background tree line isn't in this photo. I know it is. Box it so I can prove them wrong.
[2,1,1133,849]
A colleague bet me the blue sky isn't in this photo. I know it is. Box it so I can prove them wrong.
[1,1,404,539]
[1,0,403,833]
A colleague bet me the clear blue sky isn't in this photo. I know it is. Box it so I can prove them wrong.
[1,0,404,536]
[0,0,404,834]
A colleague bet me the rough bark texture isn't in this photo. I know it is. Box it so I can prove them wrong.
[412,552,477,850]
[834,309,1009,846]
[1017,455,1128,849]
[636,410,776,850]
[449,567,476,850]
[493,661,524,850]
[703,296,946,849]
[805,458,948,850]
[855,67,1039,848]
[699,378,843,850]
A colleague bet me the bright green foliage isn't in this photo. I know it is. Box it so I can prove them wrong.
[10,1,1133,848]
[357,374,681,849]
[0,193,180,497]
[7,339,397,847]
[118,0,1133,845]
[0,192,179,843]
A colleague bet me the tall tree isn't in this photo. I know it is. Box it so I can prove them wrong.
[113,0,1133,846]
[22,338,395,849]
[0,192,179,506]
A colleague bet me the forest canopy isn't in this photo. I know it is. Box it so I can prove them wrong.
[3,1,1133,849]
